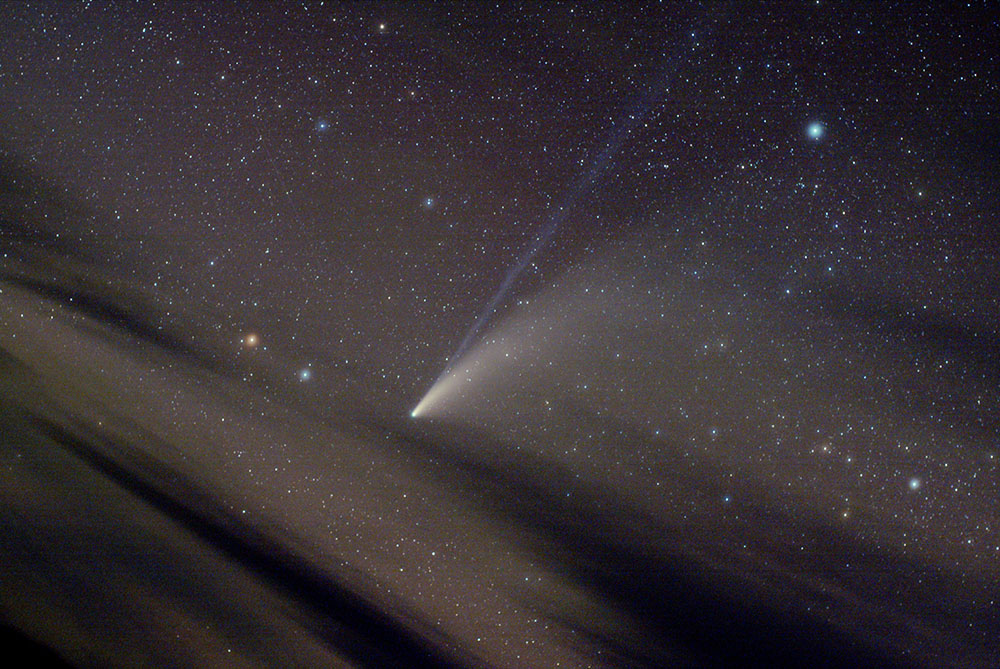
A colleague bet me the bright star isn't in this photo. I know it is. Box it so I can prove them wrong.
[807,121,825,140]
[908,477,921,491]
[298,367,312,381]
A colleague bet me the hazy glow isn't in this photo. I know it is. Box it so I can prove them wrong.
[410,370,465,418]
[410,266,612,421]
[411,327,533,420]
[410,353,492,419]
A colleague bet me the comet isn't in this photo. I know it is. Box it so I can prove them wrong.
[411,38,701,420]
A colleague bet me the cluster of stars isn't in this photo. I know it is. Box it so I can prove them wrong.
[1,1,997,666]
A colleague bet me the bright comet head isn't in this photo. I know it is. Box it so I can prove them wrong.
[410,383,444,419]
[409,361,473,420]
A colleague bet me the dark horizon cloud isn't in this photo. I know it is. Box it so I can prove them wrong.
[3,159,996,665]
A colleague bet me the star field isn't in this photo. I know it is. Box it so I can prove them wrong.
[1,2,999,667]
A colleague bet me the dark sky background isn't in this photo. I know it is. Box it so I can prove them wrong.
[1,2,999,667]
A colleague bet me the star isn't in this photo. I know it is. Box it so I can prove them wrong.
[242,332,260,349]
[298,367,312,381]
[807,121,825,140]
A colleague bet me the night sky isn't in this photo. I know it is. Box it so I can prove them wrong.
[2,2,999,667]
